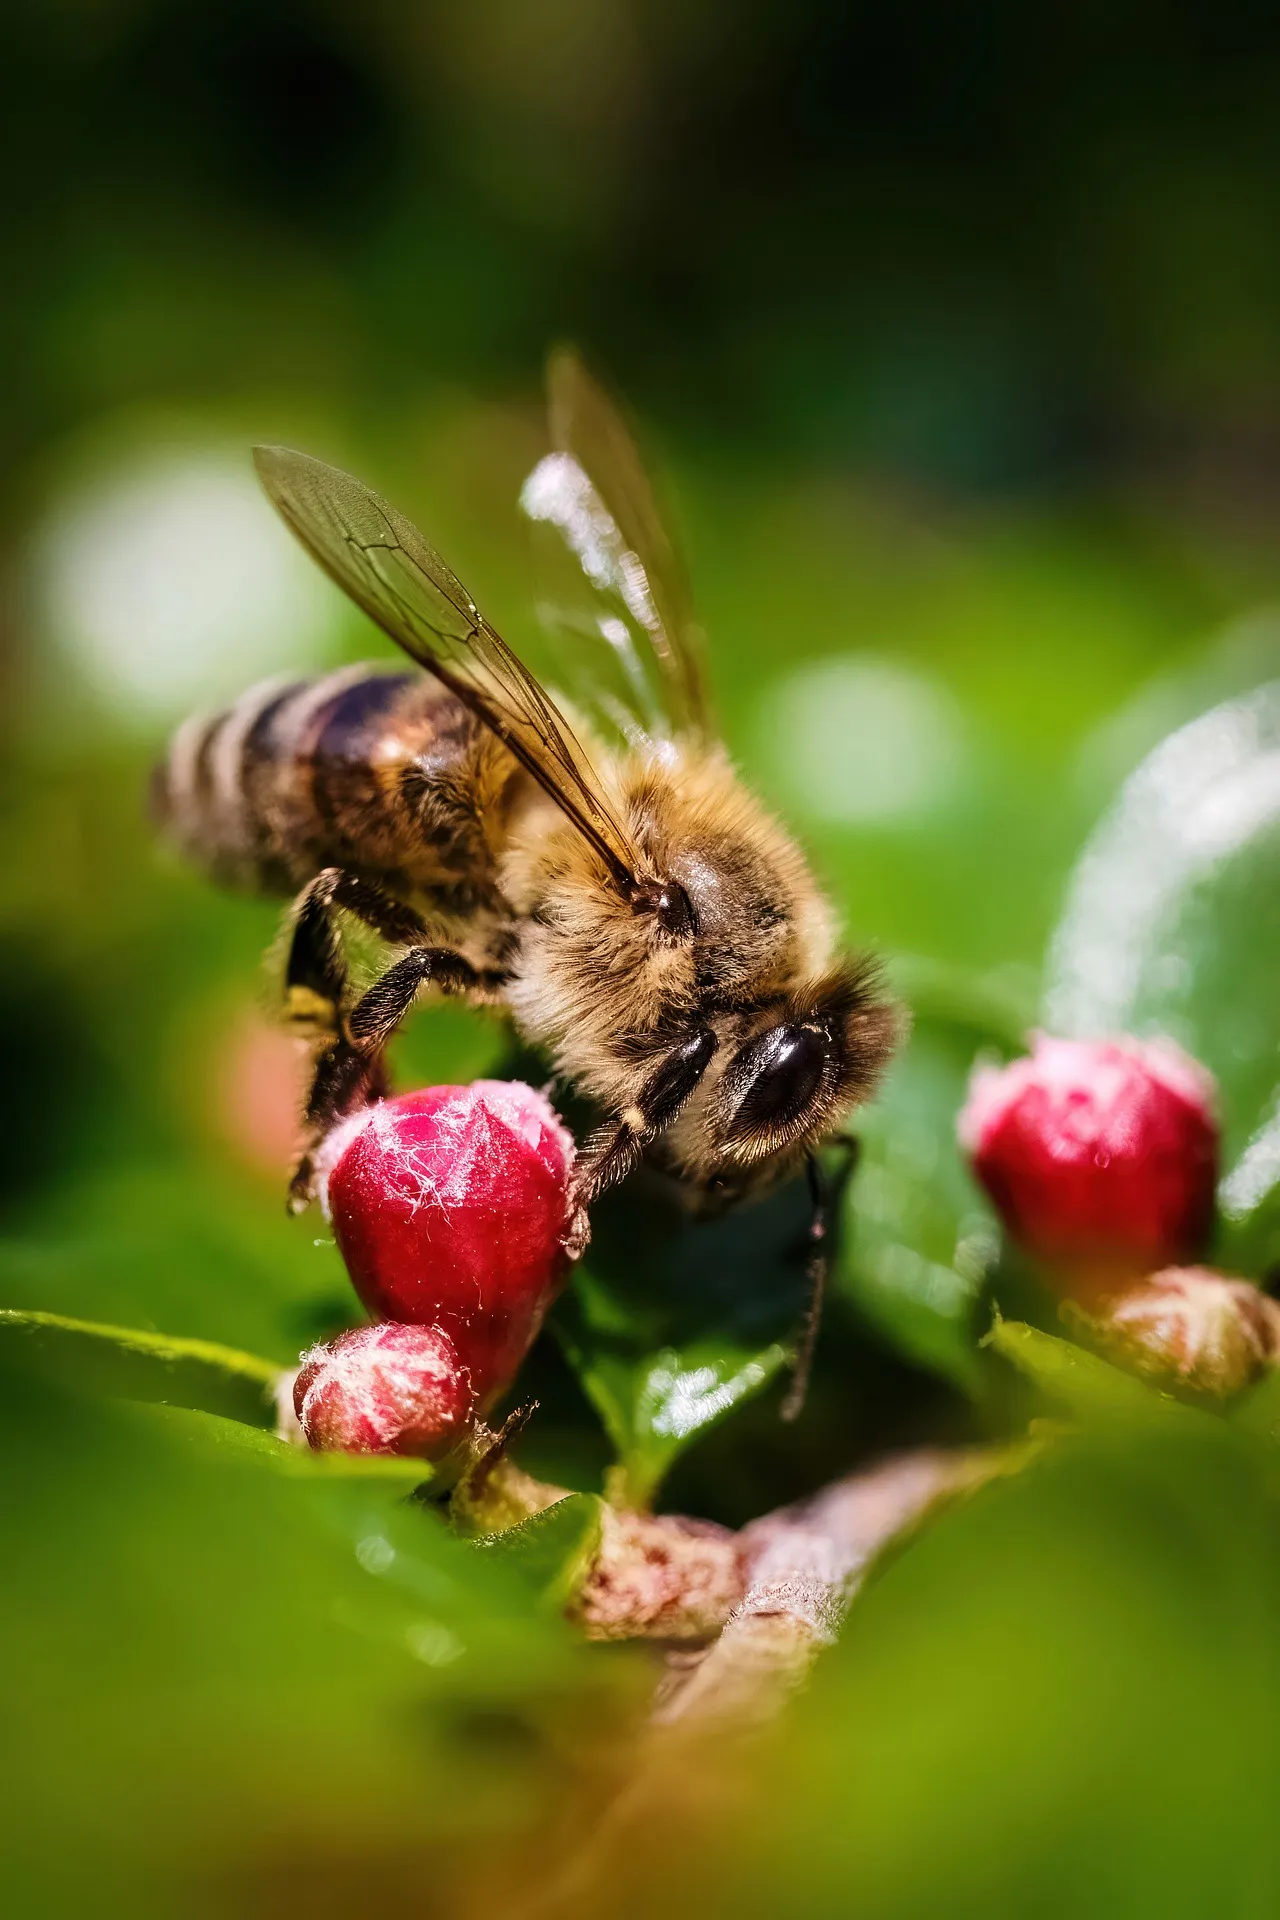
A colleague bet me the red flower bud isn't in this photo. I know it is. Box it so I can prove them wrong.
[1090,1267,1280,1397]
[293,1322,474,1457]
[958,1033,1217,1294]
[318,1081,578,1405]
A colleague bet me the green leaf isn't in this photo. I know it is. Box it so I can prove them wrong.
[0,1155,355,1364]
[837,1006,1009,1394]
[986,1317,1202,1426]
[1230,1361,1280,1444]
[732,1415,1280,1920]
[564,1317,789,1511]
[1044,680,1280,1279]
[553,1171,809,1507]
[138,1403,438,1486]
[0,1360,640,1914]
[1217,1094,1280,1280]
[470,1493,605,1608]
[0,1307,280,1425]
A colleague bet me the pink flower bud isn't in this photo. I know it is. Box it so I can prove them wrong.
[958,1033,1218,1294]
[1092,1267,1280,1397]
[318,1082,578,1405]
[294,1322,474,1457]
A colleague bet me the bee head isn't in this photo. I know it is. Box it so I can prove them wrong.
[713,959,903,1163]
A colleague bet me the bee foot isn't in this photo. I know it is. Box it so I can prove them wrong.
[287,1155,318,1215]
[562,1199,592,1263]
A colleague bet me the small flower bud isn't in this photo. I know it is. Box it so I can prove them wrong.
[958,1033,1218,1294]
[318,1081,578,1405]
[1087,1267,1280,1397]
[294,1322,474,1457]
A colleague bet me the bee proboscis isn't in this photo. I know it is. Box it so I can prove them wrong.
[156,351,902,1411]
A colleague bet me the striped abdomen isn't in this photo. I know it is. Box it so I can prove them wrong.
[155,665,517,900]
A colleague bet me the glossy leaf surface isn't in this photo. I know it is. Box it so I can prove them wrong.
[554,1170,807,1507]
[1045,682,1280,1279]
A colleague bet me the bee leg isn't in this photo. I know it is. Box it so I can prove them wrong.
[575,1119,643,1204]
[288,1041,392,1213]
[283,867,432,1036]
[284,945,503,1211]
[575,1027,718,1206]
[294,954,506,1214]
[282,870,438,1210]
[780,1135,861,1423]
[345,946,500,1053]
[290,951,484,1214]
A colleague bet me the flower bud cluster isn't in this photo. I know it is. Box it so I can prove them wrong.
[295,1081,579,1460]
[959,1032,1278,1397]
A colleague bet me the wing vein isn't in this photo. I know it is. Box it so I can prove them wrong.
[254,442,641,893]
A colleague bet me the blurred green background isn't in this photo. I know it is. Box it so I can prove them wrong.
[4,1,1280,1913]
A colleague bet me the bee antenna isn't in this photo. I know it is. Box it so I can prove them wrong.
[780,1152,827,1422]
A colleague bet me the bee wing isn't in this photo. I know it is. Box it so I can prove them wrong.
[254,444,641,892]
[518,348,713,745]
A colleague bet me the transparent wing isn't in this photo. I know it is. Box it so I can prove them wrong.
[254,444,641,892]
[518,349,712,745]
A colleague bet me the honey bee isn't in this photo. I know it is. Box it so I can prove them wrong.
[156,352,901,1409]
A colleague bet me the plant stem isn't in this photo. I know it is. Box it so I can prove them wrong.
[653,1448,970,1724]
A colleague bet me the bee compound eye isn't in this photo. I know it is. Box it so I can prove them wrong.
[729,1024,828,1137]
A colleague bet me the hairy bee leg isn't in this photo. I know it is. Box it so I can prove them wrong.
[290,944,499,1199]
[284,867,432,1034]
[288,1043,391,1213]
[575,1120,642,1203]
[346,947,503,1052]
[575,1028,718,1206]
[284,870,484,1210]
[281,869,436,1209]
[780,1135,861,1423]
[288,946,505,1213]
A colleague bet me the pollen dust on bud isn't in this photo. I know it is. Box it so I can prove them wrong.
[294,1321,476,1458]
